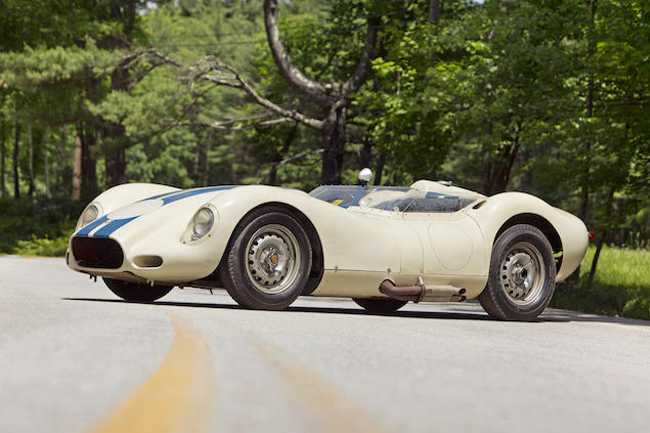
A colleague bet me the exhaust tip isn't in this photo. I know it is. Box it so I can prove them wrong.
[459,288,466,295]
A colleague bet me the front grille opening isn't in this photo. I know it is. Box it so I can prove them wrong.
[71,237,124,269]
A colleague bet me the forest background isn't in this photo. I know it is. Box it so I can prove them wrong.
[0,0,649,318]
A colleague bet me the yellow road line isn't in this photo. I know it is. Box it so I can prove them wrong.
[246,333,390,433]
[92,312,215,433]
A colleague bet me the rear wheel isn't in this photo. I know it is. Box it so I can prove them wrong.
[353,298,407,313]
[103,278,173,302]
[478,224,556,321]
[220,208,312,310]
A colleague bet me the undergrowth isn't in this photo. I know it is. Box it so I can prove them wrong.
[552,246,650,320]
[0,197,80,256]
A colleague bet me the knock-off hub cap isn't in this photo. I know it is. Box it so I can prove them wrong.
[245,224,300,294]
[499,243,545,305]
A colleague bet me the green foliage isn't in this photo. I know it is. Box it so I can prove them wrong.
[553,246,650,320]
[0,198,80,255]
[13,233,71,257]
[0,42,116,86]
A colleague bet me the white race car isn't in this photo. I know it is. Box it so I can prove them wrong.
[67,170,588,321]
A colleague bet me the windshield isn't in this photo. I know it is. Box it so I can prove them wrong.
[309,186,477,213]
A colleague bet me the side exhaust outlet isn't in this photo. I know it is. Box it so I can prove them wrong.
[380,279,466,303]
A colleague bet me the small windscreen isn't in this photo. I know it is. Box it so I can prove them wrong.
[309,186,475,213]
[308,186,365,207]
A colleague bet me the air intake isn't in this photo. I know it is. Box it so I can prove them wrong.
[71,237,124,269]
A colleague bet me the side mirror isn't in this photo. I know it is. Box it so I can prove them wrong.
[358,168,372,186]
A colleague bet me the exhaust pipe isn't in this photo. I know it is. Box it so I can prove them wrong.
[380,278,466,303]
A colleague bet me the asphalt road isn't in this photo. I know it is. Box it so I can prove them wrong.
[1,256,649,433]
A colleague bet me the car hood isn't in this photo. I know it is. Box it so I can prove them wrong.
[74,186,236,240]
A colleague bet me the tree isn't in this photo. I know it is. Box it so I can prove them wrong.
[262,0,380,184]
[178,0,383,185]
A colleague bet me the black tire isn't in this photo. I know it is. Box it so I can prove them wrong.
[478,224,557,321]
[103,278,173,302]
[353,298,408,313]
[220,207,312,310]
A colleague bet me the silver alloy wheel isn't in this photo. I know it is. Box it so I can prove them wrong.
[245,224,301,294]
[499,242,546,305]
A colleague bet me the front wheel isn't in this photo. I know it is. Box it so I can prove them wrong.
[478,224,556,321]
[353,298,407,314]
[220,208,312,310]
[103,278,173,302]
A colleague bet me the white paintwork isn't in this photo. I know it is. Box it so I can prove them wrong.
[67,181,589,302]
[429,223,474,270]
[107,199,164,220]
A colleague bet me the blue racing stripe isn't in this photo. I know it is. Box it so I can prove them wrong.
[93,217,138,238]
[87,186,236,238]
[139,190,180,202]
[160,186,234,205]
[75,216,109,237]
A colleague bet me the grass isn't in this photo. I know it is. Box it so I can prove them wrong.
[552,245,650,320]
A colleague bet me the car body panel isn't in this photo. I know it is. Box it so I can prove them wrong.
[465,192,589,281]
[68,181,589,300]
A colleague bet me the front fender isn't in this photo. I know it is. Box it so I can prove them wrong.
[78,183,180,229]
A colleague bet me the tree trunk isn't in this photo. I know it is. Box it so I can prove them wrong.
[55,128,66,195]
[27,125,35,197]
[586,185,614,289]
[80,75,101,199]
[103,62,130,188]
[72,135,82,200]
[578,0,597,222]
[493,140,520,193]
[97,3,139,188]
[428,0,440,25]
[578,83,594,222]
[520,148,533,191]
[77,123,98,200]
[568,0,597,288]
[481,149,492,195]
[320,106,347,185]
[480,120,493,194]
[1,120,6,198]
[481,142,520,195]
[13,122,20,199]
[481,123,521,195]
[269,123,298,185]
[374,152,386,186]
[103,116,127,187]
[202,131,212,187]
[359,135,373,171]
[43,129,50,197]
[104,136,126,187]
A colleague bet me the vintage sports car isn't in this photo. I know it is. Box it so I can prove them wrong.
[67,170,588,321]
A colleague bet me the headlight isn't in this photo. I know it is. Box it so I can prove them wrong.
[82,205,99,225]
[77,203,101,229]
[192,207,215,239]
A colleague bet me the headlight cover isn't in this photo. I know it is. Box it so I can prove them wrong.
[192,207,215,239]
[77,203,101,229]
